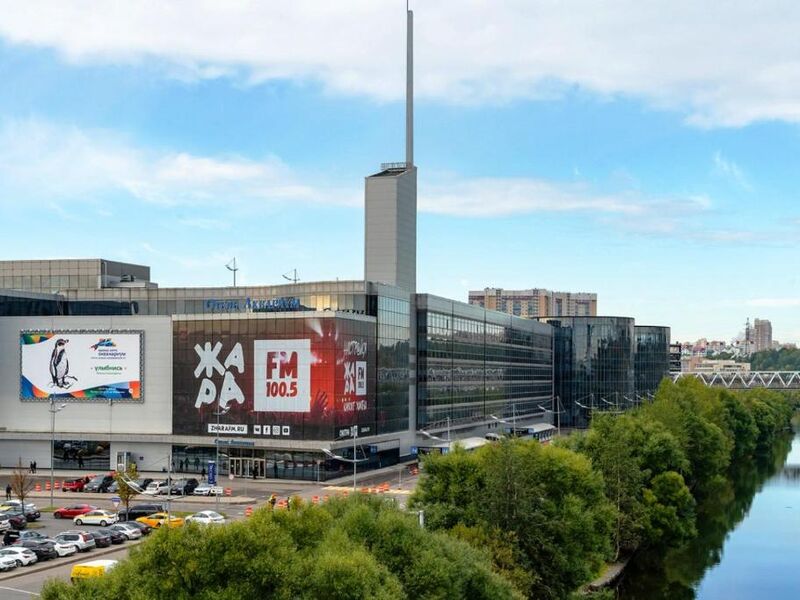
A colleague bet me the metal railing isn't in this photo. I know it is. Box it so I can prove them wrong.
[671,371,800,389]
[380,162,411,171]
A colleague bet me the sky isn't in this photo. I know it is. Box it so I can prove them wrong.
[1,1,800,343]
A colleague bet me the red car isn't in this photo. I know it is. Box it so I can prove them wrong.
[62,478,86,492]
[53,504,97,519]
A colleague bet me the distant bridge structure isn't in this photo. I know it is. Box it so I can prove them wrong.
[670,371,800,390]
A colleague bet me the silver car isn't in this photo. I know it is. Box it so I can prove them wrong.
[108,523,143,540]
[54,531,96,553]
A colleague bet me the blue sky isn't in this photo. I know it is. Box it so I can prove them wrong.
[1,1,800,343]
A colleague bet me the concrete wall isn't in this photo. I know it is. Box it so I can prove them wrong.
[0,316,172,435]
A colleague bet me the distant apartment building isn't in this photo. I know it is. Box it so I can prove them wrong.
[468,288,597,318]
[682,357,751,375]
[753,318,773,353]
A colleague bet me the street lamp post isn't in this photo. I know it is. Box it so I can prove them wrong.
[212,406,227,512]
[49,400,66,507]
[352,425,358,491]
[321,428,367,492]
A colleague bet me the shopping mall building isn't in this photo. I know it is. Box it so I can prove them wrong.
[0,13,669,480]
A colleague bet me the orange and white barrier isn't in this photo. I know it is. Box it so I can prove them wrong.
[224,487,232,497]
[244,506,253,517]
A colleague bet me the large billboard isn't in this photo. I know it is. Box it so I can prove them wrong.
[172,316,376,441]
[20,331,143,400]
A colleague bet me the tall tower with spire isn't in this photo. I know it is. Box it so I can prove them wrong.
[364,7,417,293]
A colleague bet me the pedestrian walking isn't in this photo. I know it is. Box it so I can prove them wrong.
[201,467,206,481]
[194,457,200,471]
[77,456,84,469]
[28,461,33,474]
[32,460,37,474]
[179,459,184,472]
[5,483,11,501]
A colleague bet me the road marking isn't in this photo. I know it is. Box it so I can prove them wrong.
[0,585,40,596]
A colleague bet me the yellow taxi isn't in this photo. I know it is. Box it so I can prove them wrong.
[135,512,184,528]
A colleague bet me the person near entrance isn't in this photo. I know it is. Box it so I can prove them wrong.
[201,467,206,481]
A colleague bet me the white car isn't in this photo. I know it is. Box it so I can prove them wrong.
[108,523,142,540]
[54,531,96,553]
[193,484,224,496]
[74,510,118,526]
[185,510,226,525]
[0,516,11,532]
[0,554,17,572]
[0,547,38,567]
[51,540,78,558]
[145,481,170,495]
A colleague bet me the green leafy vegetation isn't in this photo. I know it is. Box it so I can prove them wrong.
[41,495,521,600]
[41,380,795,600]
[412,379,795,599]
[749,347,800,370]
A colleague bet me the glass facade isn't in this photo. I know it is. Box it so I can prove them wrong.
[0,292,133,316]
[417,295,553,430]
[372,292,411,435]
[544,317,635,428]
[635,326,671,396]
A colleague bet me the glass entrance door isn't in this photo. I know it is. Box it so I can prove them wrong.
[230,458,251,478]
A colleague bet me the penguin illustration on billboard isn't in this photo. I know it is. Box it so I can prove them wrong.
[49,338,77,388]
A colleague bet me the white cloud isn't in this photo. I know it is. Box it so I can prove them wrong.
[0,117,716,226]
[0,118,360,209]
[713,152,751,189]
[2,2,800,126]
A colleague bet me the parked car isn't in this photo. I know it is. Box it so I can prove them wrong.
[54,504,98,519]
[70,559,118,583]
[3,530,20,546]
[1,506,40,522]
[132,478,154,491]
[136,512,184,529]
[61,478,86,492]
[96,527,126,545]
[116,503,164,522]
[50,540,78,558]
[16,540,58,561]
[185,510,226,526]
[0,515,11,533]
[106,481,119,494]
[169,478,200,496]
[54,531,96,553]
[84,475,115,493]
[1,514,27,531]
[0,554,17,572]
[193,483,224,496]
[145,481,171,495]
[73,510,118,527]
[86,531,112,548]
[125,521,151,536]
[108,523,142,540]
[0,546,38,566]
[13,530,49,543]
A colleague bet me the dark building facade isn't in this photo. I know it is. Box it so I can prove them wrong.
[417,295,553,432]
[634,326,671,397]
[544,316,635,428]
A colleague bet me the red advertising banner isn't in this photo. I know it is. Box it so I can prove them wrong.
[172,316,376,440]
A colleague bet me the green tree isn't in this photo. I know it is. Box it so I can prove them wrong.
[642,471,696,546]
[42,495,521,600]
[114,463,140,521]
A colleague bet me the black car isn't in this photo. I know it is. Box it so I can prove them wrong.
[126,521,151,536]
[1,508,38,523]
[84,475,115,493]
[96,528,125,545]
[117,503,165,522]
[87,531,112,548]
[17,540,57,560]
[169,478,200,496]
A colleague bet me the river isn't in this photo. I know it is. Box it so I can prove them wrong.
[617,430,798,599]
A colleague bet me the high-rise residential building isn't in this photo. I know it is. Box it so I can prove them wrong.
[753,318,773,353]
[468,288,597,318]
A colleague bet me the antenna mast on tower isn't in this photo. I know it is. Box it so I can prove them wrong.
[406,2,414,168]
[225,258,238,287]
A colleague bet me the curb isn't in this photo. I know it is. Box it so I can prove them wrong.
[0,539,142,582]
[25,491,258,505]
